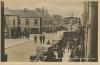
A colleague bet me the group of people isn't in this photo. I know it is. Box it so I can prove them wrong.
[19,31,30,40]
[69,47,82,62]
[45,46,65,62]
[34,34,45,44]
[62,32,83,62]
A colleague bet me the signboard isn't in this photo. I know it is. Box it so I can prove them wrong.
[52,40,59,44]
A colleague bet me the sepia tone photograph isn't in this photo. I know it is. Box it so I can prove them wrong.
[0,0,98,62]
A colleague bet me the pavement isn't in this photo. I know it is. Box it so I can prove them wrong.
[5,31,64,49]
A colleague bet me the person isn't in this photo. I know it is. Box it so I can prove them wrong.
[75,48,81,62]
[25,31,28,38]
[22,31,24,39]
[40,35,42,44]
[42,34,45,44]
[70,49,75,62]
[34,35,37,43]
[57,48,64,62]
[27,32,30,40]
[19,32,22,39]
[47,40,50,45]
[46,47,55,62]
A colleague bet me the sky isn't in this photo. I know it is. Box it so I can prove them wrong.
[1,0,84,18]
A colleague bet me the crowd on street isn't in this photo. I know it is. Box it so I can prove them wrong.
[30,30,84,62]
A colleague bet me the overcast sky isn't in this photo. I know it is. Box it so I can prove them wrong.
[2,0,84,18]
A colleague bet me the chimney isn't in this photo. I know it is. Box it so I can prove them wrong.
[24,8,27,12]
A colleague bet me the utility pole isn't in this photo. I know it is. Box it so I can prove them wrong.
[18,17,20,38]
[40,17,42,34]
[1,1,7,62]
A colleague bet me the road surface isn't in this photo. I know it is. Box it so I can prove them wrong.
[5,31,68,62]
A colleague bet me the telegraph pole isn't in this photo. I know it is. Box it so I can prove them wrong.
[40,17,42,34]
[1,1,7,62]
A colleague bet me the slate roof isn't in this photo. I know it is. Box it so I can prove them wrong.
[11,10,39,18]
[4,8,50,18]
[4,8,16,16]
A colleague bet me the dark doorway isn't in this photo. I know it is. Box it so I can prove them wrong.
[31,28,39,34]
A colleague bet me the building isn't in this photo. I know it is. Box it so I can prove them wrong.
[4,8,41,38]
[52,15,64,31]
[42,15,64,33]
[4,7,51,38]
[83,1,98,62]
[4,8,19,38]
[42,17,54,33]
[4,7,66,38]
[35,7,55,33]
[64,17,81,32]
[12,8,41,34]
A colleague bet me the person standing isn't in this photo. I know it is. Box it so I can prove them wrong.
[42,34,45,44]
[27,32,30,40]
[19,32,22,39]
[57,48,64,62]
[46,47,55,62]
[22,31,24,39]
[40,35,42,44]
[34,35,37,43]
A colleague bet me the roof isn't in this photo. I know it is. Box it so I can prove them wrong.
[64,17,80,19]
[4,8,51,18]
[11,10,39,18]
[4,8,16,16]
[35,8,50,17]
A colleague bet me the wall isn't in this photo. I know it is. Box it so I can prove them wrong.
[19,17,40,33]
[5,15,18,38]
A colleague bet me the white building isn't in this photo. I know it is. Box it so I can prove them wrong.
[64,17,81,32]
[4,7,51,38]
[12,8,41,34]
[4,8,19,38]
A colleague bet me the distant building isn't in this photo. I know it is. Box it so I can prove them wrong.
[42,17,54,32]
[35,7,55,33]
[42,15,64,33]
[64,17,81,32]
[52,15,64,31]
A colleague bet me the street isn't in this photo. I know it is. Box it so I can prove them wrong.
[5,31,66,62]
[5,40,37,62]
[0,0,98,62]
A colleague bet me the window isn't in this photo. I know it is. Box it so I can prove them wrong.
[34,19,38,26]
[18,19,21,25]
[13,19,15,26]
[5,17,6,26]
[25,19,29,25]
[50,19,52,24]
[59,20,60,24]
